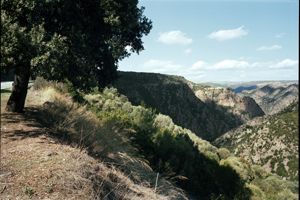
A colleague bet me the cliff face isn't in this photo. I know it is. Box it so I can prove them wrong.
[113,71,264,141]
[214,101,299,181]
[193,86,264,121]
[240,83,299,115]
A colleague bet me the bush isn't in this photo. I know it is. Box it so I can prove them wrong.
[220,156,253,181]
[35,83,298,200]
[217,148,231,160]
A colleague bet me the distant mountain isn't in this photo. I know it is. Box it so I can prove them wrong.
[239,83,298,115]
[113,71,264,141]
[224,80,298,89]
[233,85,257,93]
[214,101,299,181]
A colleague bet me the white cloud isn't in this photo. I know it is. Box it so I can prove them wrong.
[270,59,298,69]
[208,26,248,41]
[191,59,252,71]
[142,59,206,80]
[158,31,193,45]
[213,59,250,69]
[190,58,298,72]
[251,61,272,68]
[257,45,282,51]
[142,59,183,73]
[184,48,192,54]
[140,58,297,81]
[191,60,207,70]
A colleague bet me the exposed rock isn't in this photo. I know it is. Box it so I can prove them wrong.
[193,86,264,121]
[239,83,298,115]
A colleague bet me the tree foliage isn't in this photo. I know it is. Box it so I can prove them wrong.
[1,0,152,112]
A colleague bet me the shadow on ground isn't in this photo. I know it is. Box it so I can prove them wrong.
[1,107,58,142]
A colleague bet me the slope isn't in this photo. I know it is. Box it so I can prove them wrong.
[214,101,299,181]
[0,86,187,200]
[239,83,298,115]
[113,71,264,141]
[1,79,298,200]
[190,85,264,121]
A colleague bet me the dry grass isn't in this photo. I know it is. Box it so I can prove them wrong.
[0,86,188,200]
[1,90,11,113]
[32,87,137,158]
[1,133,174,199]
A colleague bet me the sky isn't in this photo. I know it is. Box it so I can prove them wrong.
[119,0,299,83]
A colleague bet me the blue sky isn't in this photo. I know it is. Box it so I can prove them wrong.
[119,0,299,83]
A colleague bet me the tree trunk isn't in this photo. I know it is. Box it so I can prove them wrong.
[5,65,30,113]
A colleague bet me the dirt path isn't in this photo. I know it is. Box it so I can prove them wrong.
[0,100,96,199]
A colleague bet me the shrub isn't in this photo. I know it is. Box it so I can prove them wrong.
[217,148,231,160]
[34,83,298,199]
[220,156,253,181]
[246,183,266,200]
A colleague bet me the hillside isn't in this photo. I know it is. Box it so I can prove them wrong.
[224,80,298,91]
[0,86,187,200]
[214,101,299,181]
[233,85,257,93]
[238,83,299,115]
[113,71,264,141]
[1,79,298,200]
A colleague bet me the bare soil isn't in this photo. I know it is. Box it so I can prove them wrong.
[0,102,99,199]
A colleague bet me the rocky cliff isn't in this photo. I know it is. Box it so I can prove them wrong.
[192,86,264,121]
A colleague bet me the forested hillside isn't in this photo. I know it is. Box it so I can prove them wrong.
[214,101,299,181]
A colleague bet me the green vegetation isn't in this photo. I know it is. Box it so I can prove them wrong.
[268,110,298,180]
[113,71,243,141]
[1,0,151,112]
[215,100,299,182]
[280,100,299,113]
[24,186,34,198]
[2,1,297,199]
[34,80,298,200]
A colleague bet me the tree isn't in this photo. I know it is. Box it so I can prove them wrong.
[1,0,152,112]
